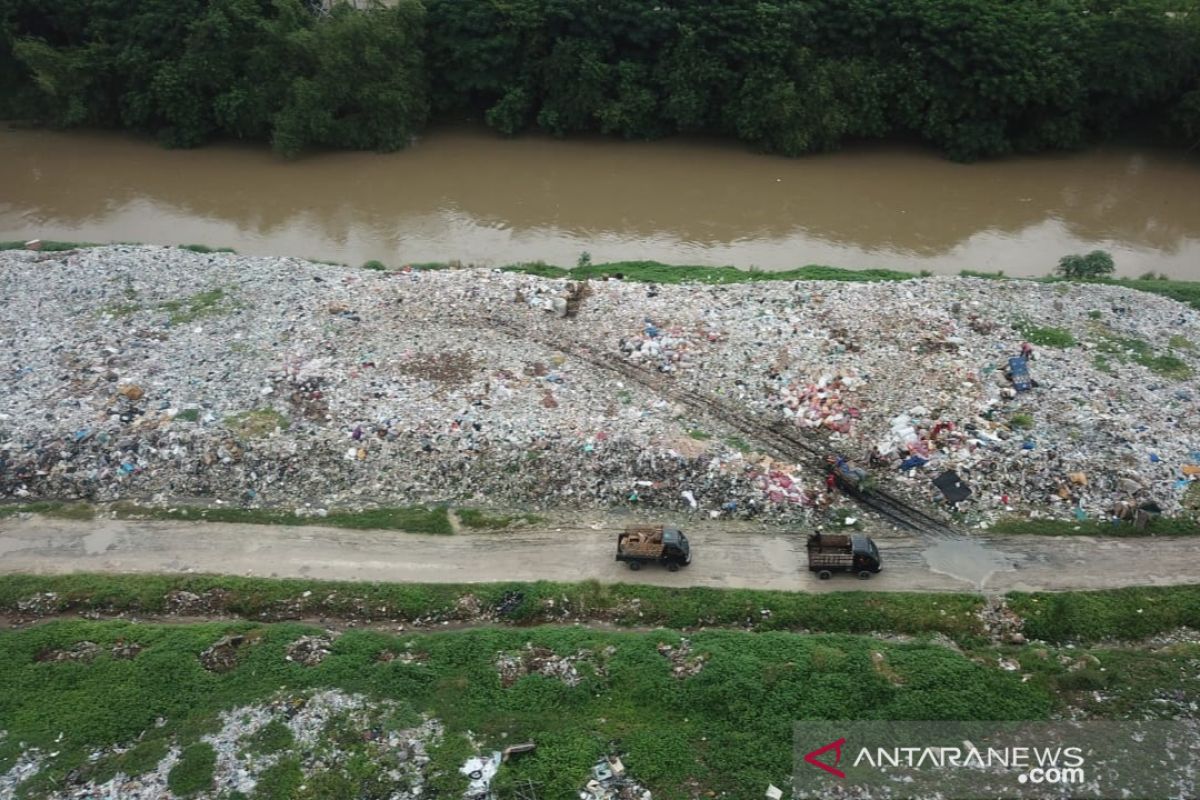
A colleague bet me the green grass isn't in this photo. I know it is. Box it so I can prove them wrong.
[1009,412,1034,430]
[455,509,542,530]
[223,408,290,438]
[686,428,712,441]
[1009,586,1200,642]
[0,574,986,638]
[242,718,294,755]
[988,516,1200,536]
[174,408,201,422]
[0,619,1054,799]
[724,436,752,453]
[0,240,100,251]
[168,742,216,797]
[1014,319,1076,348]
[112,503,454,535]
[1168,334,1195,352]
[158,288,233,325]
[0,502,94,520]
[1090,328,1194,379]
[178,244,236,254]
[362,260,386,271]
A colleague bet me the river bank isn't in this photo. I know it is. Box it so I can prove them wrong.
[3,244,1199,529]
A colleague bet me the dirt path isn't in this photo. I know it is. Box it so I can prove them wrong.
[1,516,1197,593]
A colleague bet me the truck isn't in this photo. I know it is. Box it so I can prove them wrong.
[806,532,882,580]
[616,525,692,572]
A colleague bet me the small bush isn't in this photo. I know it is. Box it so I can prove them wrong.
[576,251,592,268]
[1087,310,1102,319]
[1056,250,1114,279]
[362,260,387,271]
[1009,413,1034,430]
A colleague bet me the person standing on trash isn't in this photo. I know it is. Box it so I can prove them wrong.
[825,471,837,495]
[1020,341,1034,360]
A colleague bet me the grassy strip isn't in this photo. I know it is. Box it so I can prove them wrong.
[0,620,1054,799]
[1009,586,1200,643]
[111,503,454,535]
[0,240,101,251]
[455,509,543,529]
[989,516,1200,536]
[6,242,1200,311]
[504,259,922,284]
[0,502,95,521]
[0,573,986,638]
[3,241,1200,308]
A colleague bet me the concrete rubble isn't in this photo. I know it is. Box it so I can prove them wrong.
[2,245,1198,526]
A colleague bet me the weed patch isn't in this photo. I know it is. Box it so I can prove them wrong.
[456,509,542,530]
[224,409,290,438]
[158,288,233,325]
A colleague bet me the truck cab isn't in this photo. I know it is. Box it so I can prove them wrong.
[662,527,692,564]
[849,534,881,573]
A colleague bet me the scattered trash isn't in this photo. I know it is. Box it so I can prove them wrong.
[656,638,706,678]
[579,755,652,800]
[284,634,335,667]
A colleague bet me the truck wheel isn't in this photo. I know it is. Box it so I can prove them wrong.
[628,561,641,571]
[817,570,832,580]
[857,570,872,580]
[668,562,679,572]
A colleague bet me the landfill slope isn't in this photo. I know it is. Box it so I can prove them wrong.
[2,245,1198,526]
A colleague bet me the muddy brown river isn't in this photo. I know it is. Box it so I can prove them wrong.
[3,126,1200,277]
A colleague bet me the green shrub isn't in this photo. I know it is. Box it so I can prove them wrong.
[362,260,387,271]
[1056,251,1114,279]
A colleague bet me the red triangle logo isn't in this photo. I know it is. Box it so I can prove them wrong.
[804,737,846,779]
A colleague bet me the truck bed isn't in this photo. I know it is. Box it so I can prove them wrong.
[618,528,665,559]
[808,552,855,568]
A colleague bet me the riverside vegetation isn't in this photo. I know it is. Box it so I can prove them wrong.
[1,0,1199,159]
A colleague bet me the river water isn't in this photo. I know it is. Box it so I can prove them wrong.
[3,126,1200,278]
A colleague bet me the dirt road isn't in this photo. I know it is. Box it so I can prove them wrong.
[1,515,1197,593]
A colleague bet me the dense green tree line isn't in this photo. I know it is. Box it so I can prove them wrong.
[2,0,1198,159]
[0,0,427,156]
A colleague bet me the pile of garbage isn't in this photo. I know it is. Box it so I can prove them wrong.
[284,633,336,666]
[580,755,652,800]
[199,632,260,673]
[34,640,142,663]
[495,643,610,688]
[656,638,706,679]
[776,373,863,433]
[3,245,1199,524]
